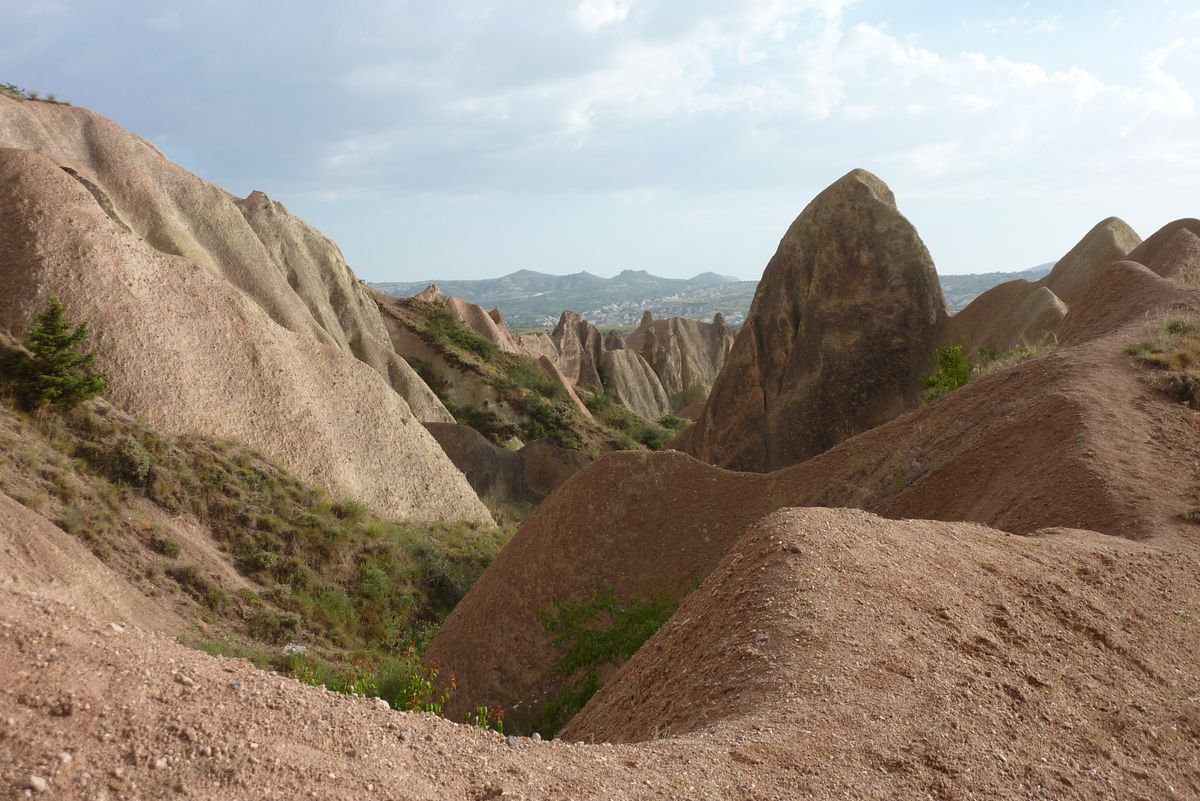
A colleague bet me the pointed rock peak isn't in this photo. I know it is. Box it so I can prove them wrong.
[604,330,625,350]
[488,307,506,326]
[639,310,654,326]
[414,284,445,303]
[713,312,728,329]
[1042,217,1142,306]
[823,168,897,209]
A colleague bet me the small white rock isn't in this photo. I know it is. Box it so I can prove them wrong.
[28,775,48,793]
[375,698,391,711]
[57,751,72,765]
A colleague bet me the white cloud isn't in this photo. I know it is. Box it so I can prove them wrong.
[577,0,633,32]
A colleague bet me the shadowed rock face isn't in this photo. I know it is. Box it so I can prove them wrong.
[626,312,734,411]
[550,311,605,391]
[598,348,672,420]
[423,423,590,505]
[681,169,947,472]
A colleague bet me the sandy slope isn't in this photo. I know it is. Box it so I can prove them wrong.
[3,507,1197,799]
[0,147,488,524]
[429,267,1200,718]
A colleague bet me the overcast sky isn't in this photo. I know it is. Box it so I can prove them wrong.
[2,1,1197,280]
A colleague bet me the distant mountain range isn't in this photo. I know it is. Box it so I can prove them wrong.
[371,264,1054,329]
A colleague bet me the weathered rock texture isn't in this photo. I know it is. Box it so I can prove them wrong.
[0,95,451,424]
[549,311,605,391]
[1128,218,1200,286]
[679,169,948,471]
[942,281,1068,356]
[0,100,487,523]
[597,348,672,421]
[626,311,735,410]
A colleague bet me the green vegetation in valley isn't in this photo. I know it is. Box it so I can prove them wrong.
[382,295,668,454]
[0,327,521,715]
[535,582,680,736]
[581,389,678,451]
[922,345,972,403]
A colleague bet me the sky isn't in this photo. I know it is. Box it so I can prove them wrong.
[1,1,1197,281]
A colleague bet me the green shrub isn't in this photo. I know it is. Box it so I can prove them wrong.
[113,434,153,485]
[634,424,672,451]
[538,582,679,736]
[922,344,972,403]
[248,609,302,643]
[658,414,685,431]
[149,531,181,558]
[166,564,227,610]
[13,299,107,409]
[427,305,497,361]
[374,657,454,714]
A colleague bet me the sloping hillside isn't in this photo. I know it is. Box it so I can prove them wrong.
[428,228,1200,727]
[0,95,485,523]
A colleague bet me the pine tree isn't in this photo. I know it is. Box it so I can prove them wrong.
[16,298,108,409]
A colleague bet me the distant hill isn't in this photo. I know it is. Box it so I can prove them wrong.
[939,263,1054,312]
[371,270,757,329]
[371,264,1053,329]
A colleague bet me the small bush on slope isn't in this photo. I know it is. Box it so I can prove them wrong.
[922,340,1056,403]
[922,345,972,403]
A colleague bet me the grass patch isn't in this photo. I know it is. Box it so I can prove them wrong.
[1126,316,1200,408]
[535,581,681,737]
[0,336,517,714]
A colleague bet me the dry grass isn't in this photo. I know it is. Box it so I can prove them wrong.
[973,339,1057,381]
[1126,316,1200,408]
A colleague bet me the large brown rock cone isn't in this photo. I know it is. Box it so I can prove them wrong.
[680,169,947,471]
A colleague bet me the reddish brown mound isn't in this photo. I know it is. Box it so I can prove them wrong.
[430,310,1200,719]
[1127,218,1200,276]
[427,451,776,720]
[563,511,1199,801]
[0,589,781,801]
[942,280,1066,355]
[944,217,1142,357]
[1040,217,1143,306]
[6,507,1199,801]
[1057,261,1193,343]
